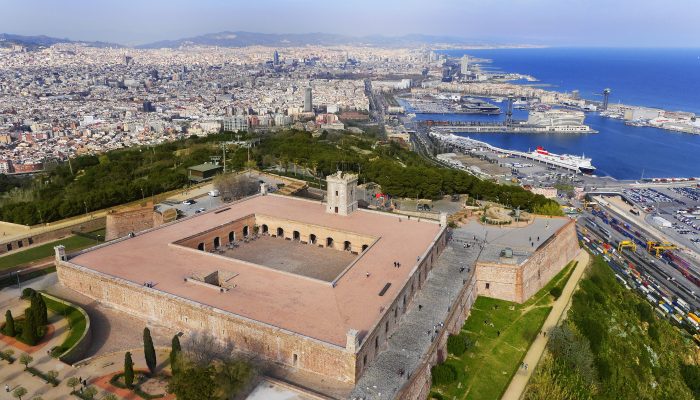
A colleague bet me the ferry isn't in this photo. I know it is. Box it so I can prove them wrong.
[530,146,596,174]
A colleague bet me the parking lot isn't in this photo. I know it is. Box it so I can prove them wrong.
[159,172,286,218]
[622,185,700,250]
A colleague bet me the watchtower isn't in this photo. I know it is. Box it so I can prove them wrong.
[326,171,358,216]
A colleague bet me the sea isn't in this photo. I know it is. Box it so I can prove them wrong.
[420,48,700,180]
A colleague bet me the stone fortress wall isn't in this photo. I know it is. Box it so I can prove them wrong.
[475,218,579,303]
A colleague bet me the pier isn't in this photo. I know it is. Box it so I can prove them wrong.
[431,133,587,173]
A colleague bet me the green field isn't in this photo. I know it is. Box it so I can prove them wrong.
[430,261,576,400]
[0,230,103,271]
[42,295,87,357]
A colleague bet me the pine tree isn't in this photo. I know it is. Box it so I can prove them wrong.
[124,352,134,388]
[21,308,37,345]
[143,327,157,374]
[4,310,15,337]
[170,334,181,373]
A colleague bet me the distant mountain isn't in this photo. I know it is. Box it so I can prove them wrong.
[0,33,122,50]
[136,31,479,49]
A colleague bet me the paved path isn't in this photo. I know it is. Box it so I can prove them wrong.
[501,250,591,400]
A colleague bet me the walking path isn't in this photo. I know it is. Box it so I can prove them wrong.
[501,250,590,400]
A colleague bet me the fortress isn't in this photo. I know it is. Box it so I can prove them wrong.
[55,172,448,384]
[54,171,579,398]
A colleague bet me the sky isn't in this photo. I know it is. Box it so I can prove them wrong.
[1,0,698,47]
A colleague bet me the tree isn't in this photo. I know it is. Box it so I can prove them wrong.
[66,377,81,394]
[4,310,15,336]
[143,327,157,374]
[215,359,255,399]
[21,307,38,345]
[46,370,59,385]
[82,386,98,400]
[167,364,216,400]
[36,294,48,326]
[170,334,182,373]
[12,387,27,400]
[19,354,33,370]
[102,394,118,400]
[124,351,135,388]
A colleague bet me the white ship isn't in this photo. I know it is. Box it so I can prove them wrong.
[529,146,596,174]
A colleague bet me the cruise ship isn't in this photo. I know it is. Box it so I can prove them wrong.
[459,97,501,114]
[526,110,595,133]
[529,146,596,174]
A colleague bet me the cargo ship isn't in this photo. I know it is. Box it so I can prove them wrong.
[529,146,596,174]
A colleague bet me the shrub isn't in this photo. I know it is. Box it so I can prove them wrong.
[447,333,470,356]
[549,287,563,299]
[431,363,458,385]
[21,288,36,299]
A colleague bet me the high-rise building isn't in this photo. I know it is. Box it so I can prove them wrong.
[123,55,133,66]
[273,50,279,66]
[460,55,469,75]
[142,101,154,113]
[304,87,313,113]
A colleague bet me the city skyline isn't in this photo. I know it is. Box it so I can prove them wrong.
[1,0,699,47]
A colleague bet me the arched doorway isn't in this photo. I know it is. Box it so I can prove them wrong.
[214,237,220,248]
[228,231,235,242]
[277,227,284,238]
[261,224,268,234]
[309,234,317,245]
[326,237,334,248]
[293,231,300,241]
[243,226,249,237]
[344,241,352,251]
[197,242,205,251]
[362,244,369,252]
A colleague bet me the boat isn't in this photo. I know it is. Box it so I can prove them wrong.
[513,99,528,109]
[530,146,596,174]
[459,97,501,114]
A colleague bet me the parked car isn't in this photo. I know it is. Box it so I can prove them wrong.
[195,208,206,214]
[182,199,196,205]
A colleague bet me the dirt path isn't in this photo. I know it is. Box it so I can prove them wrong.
[500,250,590,400]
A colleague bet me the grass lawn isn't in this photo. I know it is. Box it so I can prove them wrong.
[42,295,87,357]
[430,261,577,400]
[0,230,103,271]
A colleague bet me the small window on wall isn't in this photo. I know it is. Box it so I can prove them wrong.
[486,283,490,289]
[28,237,34,245]
[293,353,298,365]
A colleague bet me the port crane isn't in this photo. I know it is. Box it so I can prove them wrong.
[618,240,637,252]
[646,241,677,258]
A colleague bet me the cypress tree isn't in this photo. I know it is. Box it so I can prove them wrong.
[22,307,37,345]
[124,351,134,388]
[37,294,48,326]
[170,334,181,373]
[4,310,15,337]
[29,293,42,332]
[143,327,157,374]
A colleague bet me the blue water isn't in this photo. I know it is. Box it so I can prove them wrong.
[427,48,700,179]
